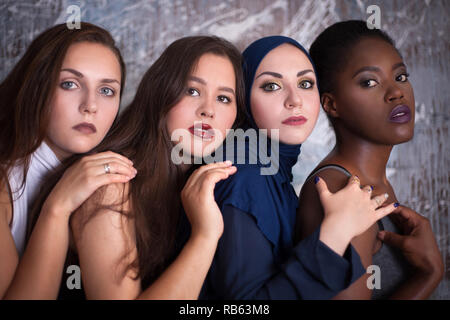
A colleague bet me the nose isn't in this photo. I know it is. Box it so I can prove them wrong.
[385,82,404,103]
[284,86,303,109]
[196,97,215,119]
[79,89,97,114]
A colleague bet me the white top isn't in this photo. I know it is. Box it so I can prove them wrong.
[8,142,61,256]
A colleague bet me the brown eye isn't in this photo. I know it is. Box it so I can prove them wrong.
[360,79,378,88]
[187,88,200,96]
[396,73,409,82]
[217,95,231,104]
[261,83,281,91]
[298,80,314,89]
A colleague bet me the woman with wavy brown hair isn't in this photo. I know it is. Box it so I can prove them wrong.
[35,35,247,299]
[0,22,135,299]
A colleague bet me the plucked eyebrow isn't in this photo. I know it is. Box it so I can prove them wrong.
[61,68,120,85]
[392,62,407,71]
[297,69,314,77]
[255,71,282,79]
[255,69,314,79]
[219,86,235,95]
[188,76,235,96]
[352,62,407,78]
[189,76,207,85]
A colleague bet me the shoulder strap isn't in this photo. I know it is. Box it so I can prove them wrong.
[305,164,352,183]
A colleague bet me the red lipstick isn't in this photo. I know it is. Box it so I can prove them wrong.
[188,123,215,140]
[282,116,307,126]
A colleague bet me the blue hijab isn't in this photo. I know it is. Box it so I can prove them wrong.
[214,36,316,262]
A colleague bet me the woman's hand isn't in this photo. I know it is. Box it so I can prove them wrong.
[377,205,444,299]
[315,175,397,256]
[43,151,136,218]
[181,161,237,241]
[378,205,444,278]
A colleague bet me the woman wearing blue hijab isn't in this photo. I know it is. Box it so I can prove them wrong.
[200,36,398,299]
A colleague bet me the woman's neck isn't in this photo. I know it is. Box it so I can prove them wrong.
[43,138,71,162]
[326,130,393,186]
[179,162,193,173]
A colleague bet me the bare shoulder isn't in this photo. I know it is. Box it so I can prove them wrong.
[309,166,378,262]
[297,166,351,219]
[309,166,351,193]
[70,182,133,244]
[69,182,139,296]
[296,165,369,242]
[295,167,351,242]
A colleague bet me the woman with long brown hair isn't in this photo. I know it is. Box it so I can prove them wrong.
[0,22,135,299]
[60,35,246,299]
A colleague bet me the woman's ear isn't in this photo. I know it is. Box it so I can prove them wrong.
[321,93,339,118]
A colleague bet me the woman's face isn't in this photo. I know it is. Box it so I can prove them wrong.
[250,43,320,145]
[46,42,122,160]
[167,53,237,158]
[330,37,415,145]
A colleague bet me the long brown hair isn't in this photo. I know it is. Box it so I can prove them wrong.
[83,36,245,286]
[0,22,126,193]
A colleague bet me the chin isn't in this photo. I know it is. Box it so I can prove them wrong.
[67,141,99,154]
[278,132,308,145]
[393,133,414,145]
[392,126,415,145]
[182,142,211,159]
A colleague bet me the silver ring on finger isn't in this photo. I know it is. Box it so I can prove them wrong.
[104,163,111,174]
[375,197,382,207]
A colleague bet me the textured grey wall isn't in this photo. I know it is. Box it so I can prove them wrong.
[1,0,448,299]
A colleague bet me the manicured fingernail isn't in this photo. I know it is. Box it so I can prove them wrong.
[370,185,374,191]
[314,176,320,184]
[394,202,400,208]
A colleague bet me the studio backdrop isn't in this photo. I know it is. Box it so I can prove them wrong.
[1,0,448,299]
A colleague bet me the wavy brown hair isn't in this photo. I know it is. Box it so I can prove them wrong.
[0,22,126,193]
[29,36,245,289]
[86,36,245,287]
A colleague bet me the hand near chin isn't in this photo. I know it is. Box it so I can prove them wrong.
[43,151,136,218]
[378,205,444,279]
[181,161,237,241]
[315,175,398,256]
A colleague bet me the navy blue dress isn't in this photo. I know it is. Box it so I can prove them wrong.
[200,203,365,300]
